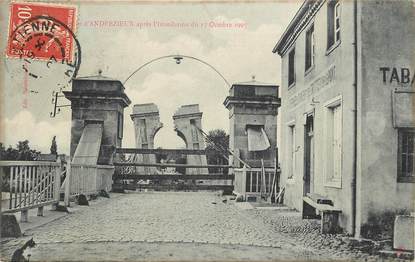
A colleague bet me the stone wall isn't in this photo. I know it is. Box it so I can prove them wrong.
[357,0,415,236]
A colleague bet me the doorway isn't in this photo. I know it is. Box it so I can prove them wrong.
[303,114,314,196]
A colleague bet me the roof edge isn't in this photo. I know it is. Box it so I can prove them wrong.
[273,0,322,56]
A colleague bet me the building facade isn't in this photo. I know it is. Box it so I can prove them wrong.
[273,0,414,236]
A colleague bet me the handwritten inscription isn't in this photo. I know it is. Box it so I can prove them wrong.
[288,66,336,106]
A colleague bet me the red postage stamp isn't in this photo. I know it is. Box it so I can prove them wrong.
[7,2,77,62]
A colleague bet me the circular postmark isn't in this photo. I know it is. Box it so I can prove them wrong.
[8,15,81,90]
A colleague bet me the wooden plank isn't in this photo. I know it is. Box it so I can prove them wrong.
[18,166,22,208]
[249,171,252,193]
[276,186,285,204]
[116,148,207,155]
[306,192,333,205]
[8,166,13,209]
[64,162,71,206]
[35,166,39,205]
[0,161,60,167]
[70,163,113,169]
[44,167,48,201]
[14,167,18,208]
[23,166,27,207]
[28,166,32,205]
[50,167,54,200]
[256,171,259,193]
[119,183,234,192]
[38,166,42,202]
[1,200,58,214]
[114,162,232,169]
[46,168,50,201]
[114,173,231,176]
[303,196,341,212]
[51,168,56,201]
[41,166,45,202]
[113,174,234,180]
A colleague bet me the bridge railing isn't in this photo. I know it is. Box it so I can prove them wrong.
[63,163,114,205]
[0,161,62,221]
[233,166,279,201]
[113,148,233,193]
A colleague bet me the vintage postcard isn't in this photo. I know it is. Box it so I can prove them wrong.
[0,0,414,261]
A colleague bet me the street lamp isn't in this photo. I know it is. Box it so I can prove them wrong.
[174,56,183,64]
[123,54,231,87]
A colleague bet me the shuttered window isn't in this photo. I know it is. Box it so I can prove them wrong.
[325,97,342,187]
[327,0,341,49]
[305,25,315,71]
[335,2,341,42]
[398,129,415,183]
[288,48,296,87]
[332,105,342,181]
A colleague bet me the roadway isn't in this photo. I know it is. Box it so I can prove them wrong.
[0,192,380,261]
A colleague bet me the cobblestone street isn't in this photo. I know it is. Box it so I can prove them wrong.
[0,192,403,261]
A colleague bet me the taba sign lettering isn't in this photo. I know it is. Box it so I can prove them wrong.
[379,67,415,85]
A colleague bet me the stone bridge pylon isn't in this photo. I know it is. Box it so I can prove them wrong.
[173,104,208,175]
[130,103,163,174]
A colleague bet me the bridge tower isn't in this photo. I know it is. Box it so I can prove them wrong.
[173,104,208,175]
[63,73,131,165]
[130,103,163,174]
[224,80,280,169]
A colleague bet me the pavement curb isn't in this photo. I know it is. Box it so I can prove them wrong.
[21,210,69,235]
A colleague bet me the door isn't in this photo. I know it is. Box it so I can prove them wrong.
[304,114,314,196]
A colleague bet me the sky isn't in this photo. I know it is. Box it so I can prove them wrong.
[1,1,301,155]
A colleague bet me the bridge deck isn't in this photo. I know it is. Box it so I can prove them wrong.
[113,174,234,180]
[114,162,232,168]
[116,184,234,192]
[116,148,207,155]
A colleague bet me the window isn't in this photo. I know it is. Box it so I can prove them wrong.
[335,3,341,42]
[288,48,296,87]
[398,129,415,182]
[325,98,342,187]
[327,0,341,49]
[288,125,296,179]
[305,25,315,71]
